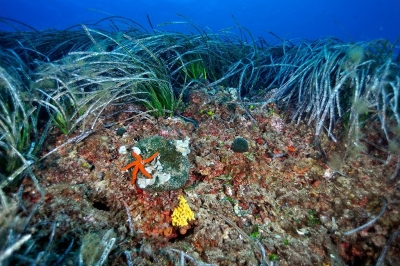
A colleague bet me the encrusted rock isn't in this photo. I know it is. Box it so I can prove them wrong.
[127,136,190,192]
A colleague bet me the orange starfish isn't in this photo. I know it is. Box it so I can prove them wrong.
[122,151,159,185]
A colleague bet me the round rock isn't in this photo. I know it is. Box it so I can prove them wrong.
[125,136,190,192]
[231,137,249,153]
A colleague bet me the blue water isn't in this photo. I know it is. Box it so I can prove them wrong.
[1,0,399,43]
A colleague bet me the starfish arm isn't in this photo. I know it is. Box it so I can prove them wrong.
[143,151,159,163]
[131,165,139,184]
[121,161,137,171]
[131,151,142,161]
[138,164,153,179]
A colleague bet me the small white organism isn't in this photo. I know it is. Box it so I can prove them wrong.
[137,155,171,188]
[175,137,190,156]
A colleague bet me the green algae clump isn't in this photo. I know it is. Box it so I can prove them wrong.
[231,137,249,153]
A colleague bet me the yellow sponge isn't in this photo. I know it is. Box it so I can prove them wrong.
[171,195,195,227]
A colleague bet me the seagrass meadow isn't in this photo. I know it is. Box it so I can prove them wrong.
[1,16,400,265]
